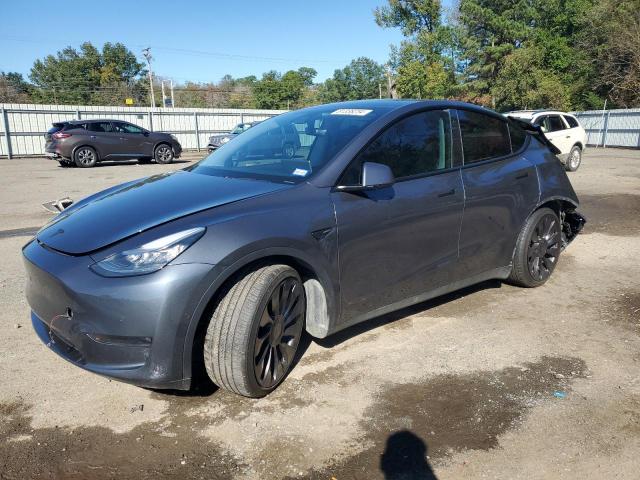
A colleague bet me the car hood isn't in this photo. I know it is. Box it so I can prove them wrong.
[37,170,290,255]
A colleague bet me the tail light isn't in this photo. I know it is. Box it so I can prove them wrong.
[52,132,72,139]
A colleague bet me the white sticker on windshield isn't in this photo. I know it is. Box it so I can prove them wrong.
[330,108,373,116]
[292,168,309,177]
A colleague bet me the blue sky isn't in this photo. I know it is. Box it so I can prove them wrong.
[0,0,420,84]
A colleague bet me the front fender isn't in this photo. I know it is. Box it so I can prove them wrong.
[180,244,339,384]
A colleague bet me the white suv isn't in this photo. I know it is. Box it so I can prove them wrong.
[507,110,587,171]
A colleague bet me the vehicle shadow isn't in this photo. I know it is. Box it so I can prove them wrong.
[161,279,501,398]
[380,430,438,480]
[56,160,192,168]
[314,279,502,349]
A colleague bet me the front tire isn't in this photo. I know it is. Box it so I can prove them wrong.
[154,144,174,164]
[204,265,305,398]
[565,146,582,172]
[73,147,97,168]
[508,208,562,288]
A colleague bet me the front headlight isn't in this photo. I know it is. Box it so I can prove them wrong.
[220,137,230,144]
[90,227,205,277]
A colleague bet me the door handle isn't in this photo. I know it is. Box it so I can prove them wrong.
[119,137,127,140]
[90,135,96,139]
[437,189,456,198]
[566,135,571,139]
[515,172,529,180]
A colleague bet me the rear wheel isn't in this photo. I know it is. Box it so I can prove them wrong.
[204,265,305,397]
[282,143,296,159]
[73,147,97,168]
[508,208,562,288]
[154,144,174,164]
[565,146,582,171]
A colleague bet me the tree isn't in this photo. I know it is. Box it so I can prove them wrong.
[492,46,571,111]
[321,57,386,102]
[252,67,317,109]
[0,72,33,103]
[579,0,640,107]
[375,0,456,99]
[29,42,146,105]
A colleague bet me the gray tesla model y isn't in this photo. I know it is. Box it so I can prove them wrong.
[23,100,585,397]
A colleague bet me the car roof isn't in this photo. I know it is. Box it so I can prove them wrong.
[507,110,576,119]
[312,99,510,120]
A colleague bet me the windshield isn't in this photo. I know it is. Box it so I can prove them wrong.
[230,123,250,135]
[189,104,390,182]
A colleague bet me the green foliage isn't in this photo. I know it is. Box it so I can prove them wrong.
[252,67,317,109]
[0,72,33,103]
[29,42,146,105]
[320,57,386,102]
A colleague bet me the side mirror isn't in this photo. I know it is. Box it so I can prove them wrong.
[336,162,395,192]
[143,131,150,137]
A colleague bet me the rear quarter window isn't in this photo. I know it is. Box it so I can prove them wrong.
[508,120,528,152]
[47,123,66,134]
[457,110,511,164]
[564,115,579,128]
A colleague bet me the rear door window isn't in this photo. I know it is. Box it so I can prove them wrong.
[457,110,511,164]
[88,122,114,133]
[545,115,566,132]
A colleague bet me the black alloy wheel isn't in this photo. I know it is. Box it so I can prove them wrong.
[526,212,561,282]
[253,277,304,389]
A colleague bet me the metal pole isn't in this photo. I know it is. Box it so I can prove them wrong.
[142,48,155,109]
[161,80,167,108]
[596,99,607,148]
[194,112,200,151]
[148,110,154,132]
[76,109,81,120]
[1,107,13,159]
[170,80,175,108]
[603,111,611,148]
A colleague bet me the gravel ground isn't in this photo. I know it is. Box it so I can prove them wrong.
[0,149,639,479]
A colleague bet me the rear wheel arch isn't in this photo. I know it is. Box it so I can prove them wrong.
[512,197,580,262]
[72,144,101,161]
[182,251,334,386]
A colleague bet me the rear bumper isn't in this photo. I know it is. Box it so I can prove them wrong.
[23,239,214,390]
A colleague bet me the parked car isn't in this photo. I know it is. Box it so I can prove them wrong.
[45,120,182,168]
[24,100,585,398]
[207,121,261,152]
[506,110,587,171]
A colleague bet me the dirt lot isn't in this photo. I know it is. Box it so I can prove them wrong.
[0,149,639,479]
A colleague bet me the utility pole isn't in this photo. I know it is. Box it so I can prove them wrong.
[379,82,382,99]
[142,48,155,109]
[385,64,393,99]
[161,79,167,107]
[170,79,175,108]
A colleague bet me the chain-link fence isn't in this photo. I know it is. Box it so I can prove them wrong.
[0,103,286,158]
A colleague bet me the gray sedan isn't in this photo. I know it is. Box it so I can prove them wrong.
[24,100,585,398]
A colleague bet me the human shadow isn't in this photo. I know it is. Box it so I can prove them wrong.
[380,430,438,480]
[315,279,502,349]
